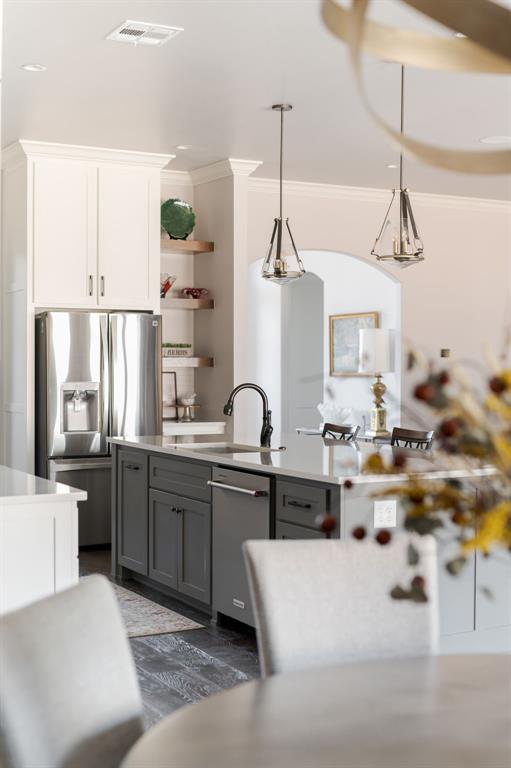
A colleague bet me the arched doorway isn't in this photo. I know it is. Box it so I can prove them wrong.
[244,250,401,444]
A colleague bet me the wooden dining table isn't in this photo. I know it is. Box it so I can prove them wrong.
[122,655,511,768]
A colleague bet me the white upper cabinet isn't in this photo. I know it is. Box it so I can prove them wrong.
[4,141,172,311]
[33,160,97,307]
[97,166,159,309]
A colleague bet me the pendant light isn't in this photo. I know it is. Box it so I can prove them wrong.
[261,104,306,283]
[371,67,424,268]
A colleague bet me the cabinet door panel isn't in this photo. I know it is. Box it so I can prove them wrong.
[148,489,179,590]
[276,520,326,540]
[178,497,211,605]
[97,167,157,308]
[475,549,511,630]
[117,450,148,575]
[33,160,96,306]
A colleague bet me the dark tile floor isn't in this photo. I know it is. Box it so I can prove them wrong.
[80,548,259,727]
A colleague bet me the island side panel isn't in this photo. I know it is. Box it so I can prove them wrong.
[341,477,510,653]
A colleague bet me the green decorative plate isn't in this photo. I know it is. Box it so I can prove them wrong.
[161,198,196,240]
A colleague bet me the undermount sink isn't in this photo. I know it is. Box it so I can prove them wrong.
[164,442,283,454]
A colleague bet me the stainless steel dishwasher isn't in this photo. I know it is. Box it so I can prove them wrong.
[210,466,270,627]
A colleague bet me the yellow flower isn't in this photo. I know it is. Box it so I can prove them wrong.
[492,433,511,471]
[364,453,385,474]
[486,393,511,421]
[461,500,511,555]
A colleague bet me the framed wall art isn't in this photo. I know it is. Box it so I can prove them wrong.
[329,311,379,376]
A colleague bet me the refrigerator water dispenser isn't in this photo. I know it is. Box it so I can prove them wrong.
[61,382,100,434]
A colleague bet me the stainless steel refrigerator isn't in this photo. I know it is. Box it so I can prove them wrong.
[35,311,161,546]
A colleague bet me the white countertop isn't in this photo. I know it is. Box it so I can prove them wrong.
[108,434,494,486]
[0,465,88,505]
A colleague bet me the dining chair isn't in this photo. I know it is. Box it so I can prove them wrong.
[391,427,434,450]
[243,536,438,677]
[0,575,143,768]
[322,423,360,441]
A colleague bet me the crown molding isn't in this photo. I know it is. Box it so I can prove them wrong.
[190,158,263,186]
[161,169,193,187]
[248,177,511,212]
[2,140,174,169]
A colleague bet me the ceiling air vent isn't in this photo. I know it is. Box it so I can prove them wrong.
[106,21,183,47]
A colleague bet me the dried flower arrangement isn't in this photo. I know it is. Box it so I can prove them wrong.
[318,349,511,602]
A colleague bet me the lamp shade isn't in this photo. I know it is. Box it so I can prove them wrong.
[359,328,395,373]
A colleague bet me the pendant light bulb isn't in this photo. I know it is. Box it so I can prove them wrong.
[261,104,305,283]
[371,67,424,268]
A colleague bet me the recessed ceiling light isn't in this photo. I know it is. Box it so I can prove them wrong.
[21,63,46,72]
[479,135,511,145]
[454,32,467,39]
[106,20,183,47]
[176,145,192,150]
[386,163,398,169]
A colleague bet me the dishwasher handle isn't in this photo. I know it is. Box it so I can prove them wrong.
[207,480,268,497]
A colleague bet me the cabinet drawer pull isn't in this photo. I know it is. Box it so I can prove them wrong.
[100,275,105,296]
[288,500,312,509]
[170,506,182,513]
[207,480,267,497]
[88,274,93,296]
[125,464,140,471]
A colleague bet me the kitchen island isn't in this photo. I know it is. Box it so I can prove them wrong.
[109,435,510,653]
[0,465,86,615]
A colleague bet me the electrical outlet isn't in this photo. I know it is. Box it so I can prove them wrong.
[374,500,397,528]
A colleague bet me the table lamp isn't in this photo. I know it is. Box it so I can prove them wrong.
[359,328,395,437]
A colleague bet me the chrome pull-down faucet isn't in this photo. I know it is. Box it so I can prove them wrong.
[223,383,273,447]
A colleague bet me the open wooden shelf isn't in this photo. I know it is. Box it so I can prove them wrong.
[161,297,214,310]
[162,357,214,369]
[161,238,214,254]
[162,402,200,409]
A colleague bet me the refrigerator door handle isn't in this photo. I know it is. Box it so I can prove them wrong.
[100,314,109,443]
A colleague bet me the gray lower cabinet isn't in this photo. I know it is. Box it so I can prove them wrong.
[276,520,326,540]
[148,489,179,590]
[117,450,149,576]
[276,480,328,529]
[148,488,211,605]
[149,455,211,502]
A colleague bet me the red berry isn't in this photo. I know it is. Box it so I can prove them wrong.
[393,453,407,468]
[438,371,450,385]
[440,418,460,438]
[414,383,436,402]
[352,526,366,540]
[344,479,353,489]
[411,575,425,589]
[317,513,336,534]
[375,529,392,545]
[489,376,506,395]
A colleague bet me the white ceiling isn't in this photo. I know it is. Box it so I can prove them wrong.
[3,0,511,200]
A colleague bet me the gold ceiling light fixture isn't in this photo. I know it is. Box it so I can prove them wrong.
[261,104,305,284]
[372,66,424,268]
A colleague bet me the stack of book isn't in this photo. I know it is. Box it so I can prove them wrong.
[162,343,192,358]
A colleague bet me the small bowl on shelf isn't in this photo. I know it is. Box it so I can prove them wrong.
[182,287,209,299]
[179,392,197,406]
